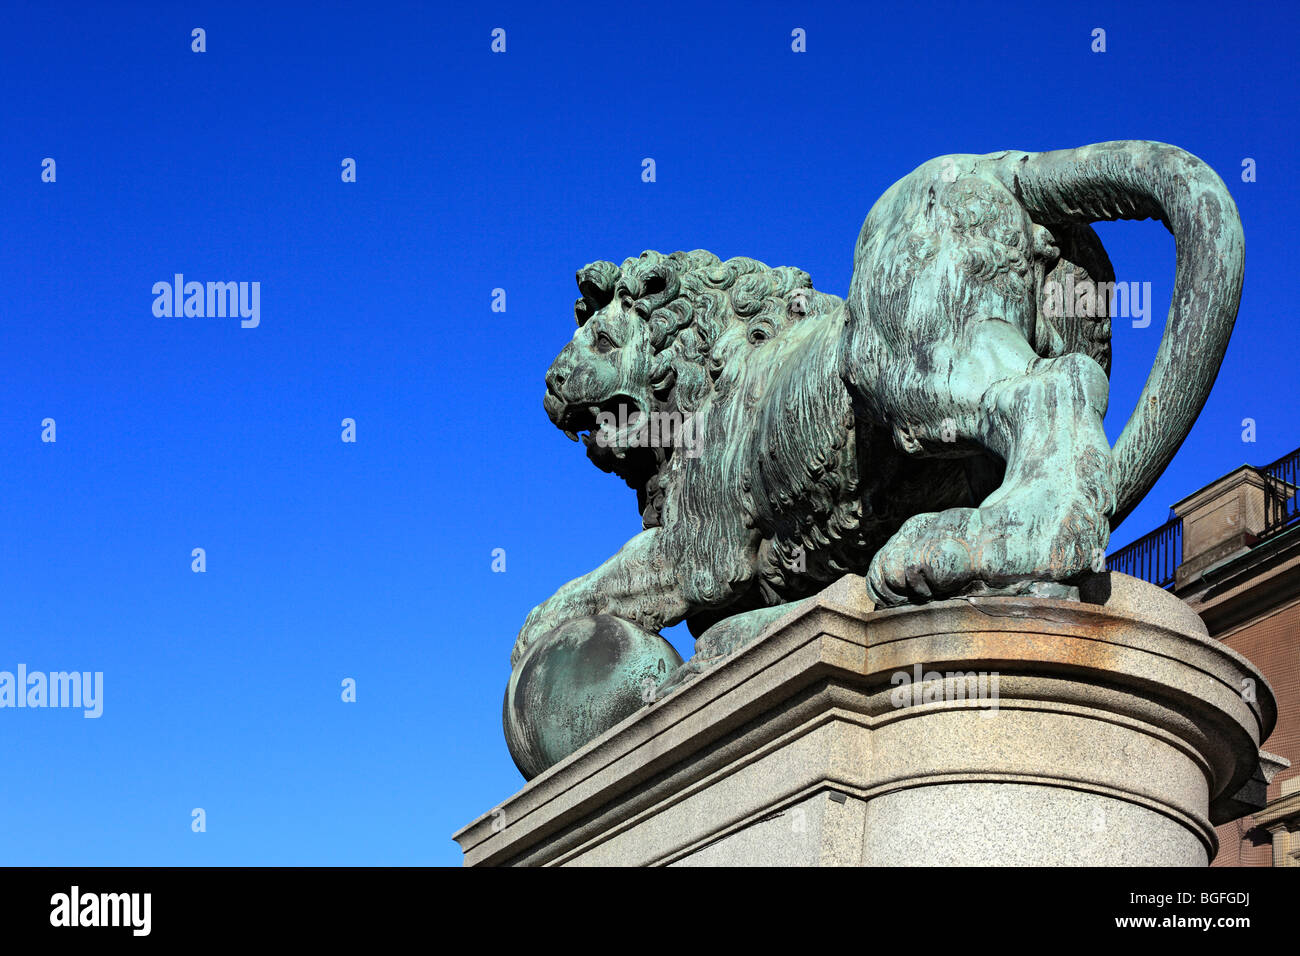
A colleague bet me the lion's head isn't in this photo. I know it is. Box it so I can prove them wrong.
[543,250,839,524]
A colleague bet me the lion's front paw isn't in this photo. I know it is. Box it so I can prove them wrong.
[866,509,980,606]
[656,657,712,697]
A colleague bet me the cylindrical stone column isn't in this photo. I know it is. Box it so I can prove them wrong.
[853,574,1278,865]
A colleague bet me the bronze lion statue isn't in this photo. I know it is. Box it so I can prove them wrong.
[504,141,1243,779]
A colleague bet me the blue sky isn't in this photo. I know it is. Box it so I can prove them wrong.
[0,1,1295,865]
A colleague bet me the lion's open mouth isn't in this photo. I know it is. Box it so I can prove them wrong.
[550,396,646,456]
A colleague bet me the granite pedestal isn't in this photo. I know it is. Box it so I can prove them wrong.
[454,573,1283,866]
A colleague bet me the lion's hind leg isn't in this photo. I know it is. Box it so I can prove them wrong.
[866,319,1115,606]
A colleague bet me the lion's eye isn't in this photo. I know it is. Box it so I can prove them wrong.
[595,331,619,353]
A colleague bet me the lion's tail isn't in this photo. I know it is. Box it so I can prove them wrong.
[991,141,1245,529]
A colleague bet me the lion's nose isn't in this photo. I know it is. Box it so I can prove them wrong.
[545,354,573,395]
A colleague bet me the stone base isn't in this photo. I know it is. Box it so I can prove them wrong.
[454,573,1284,866]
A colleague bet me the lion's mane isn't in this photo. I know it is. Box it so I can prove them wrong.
[570,250,874,606]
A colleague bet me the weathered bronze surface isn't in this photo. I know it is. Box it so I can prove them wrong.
[503,141,1244,779]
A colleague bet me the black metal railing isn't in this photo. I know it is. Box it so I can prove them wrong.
[1262,446,1300,539]
[1107,515,1183,590]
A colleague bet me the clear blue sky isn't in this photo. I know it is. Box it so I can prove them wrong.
[0,1,1295,865]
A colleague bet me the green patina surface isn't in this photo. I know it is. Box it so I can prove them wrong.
[503,141,1245,780]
